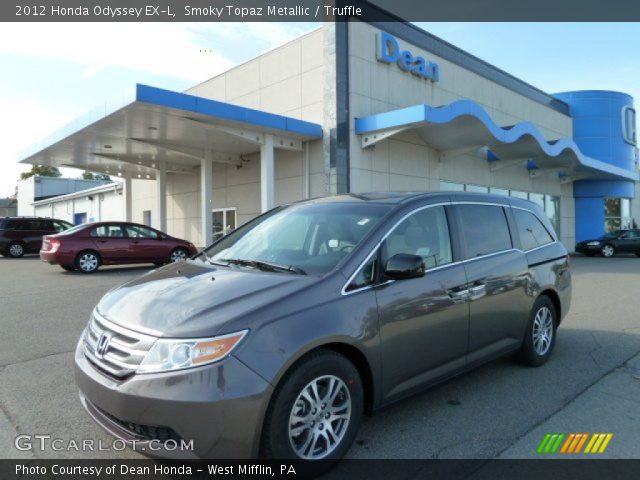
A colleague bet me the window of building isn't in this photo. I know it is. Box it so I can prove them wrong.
[605,198,632,231]
[489,187,509,196]
[545,195,560,235]
[465,184,489,193]
[456,204,512,258]
[384,206,452,269]
[529,192,545,209]
[212,208,237,240]
[439,181,465,191]
[513,209,554,250]
[622,106,637,145]
[142,210,152,227]
[509,190,528,200]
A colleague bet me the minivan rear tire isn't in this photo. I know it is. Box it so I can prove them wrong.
[517,295,557,367]
[261,350,363,464]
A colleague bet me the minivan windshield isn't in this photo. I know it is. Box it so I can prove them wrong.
[202,203,391,276]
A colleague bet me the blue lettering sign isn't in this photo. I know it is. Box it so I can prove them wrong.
[376,32,440,82]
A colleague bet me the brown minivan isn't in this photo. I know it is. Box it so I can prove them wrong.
[75,192,571,461]
[0,216,73,257]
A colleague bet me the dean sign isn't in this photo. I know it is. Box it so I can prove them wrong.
[377,32,440,82]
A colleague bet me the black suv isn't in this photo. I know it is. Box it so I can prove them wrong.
[0,217,74,258]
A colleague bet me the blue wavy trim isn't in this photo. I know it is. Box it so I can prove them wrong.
[355,100,638,181]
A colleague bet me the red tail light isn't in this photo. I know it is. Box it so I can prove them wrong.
[50,238,61,252]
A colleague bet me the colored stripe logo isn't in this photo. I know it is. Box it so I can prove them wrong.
[537,433,613,454]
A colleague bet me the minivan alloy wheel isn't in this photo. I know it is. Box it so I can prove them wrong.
[8,243,24,257]
[532,306,553,356]
[288,375,352,460]
[78,253,99,272]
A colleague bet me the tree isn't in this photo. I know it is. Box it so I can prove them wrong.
[81,171,112,181]
[20,164,61,180]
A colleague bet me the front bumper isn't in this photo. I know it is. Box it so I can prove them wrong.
[575,243,601,255]
[74,338,273,459]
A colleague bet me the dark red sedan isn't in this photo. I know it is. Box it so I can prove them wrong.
[40,222,198,273]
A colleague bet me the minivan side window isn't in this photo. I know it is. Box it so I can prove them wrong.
[513,209,554,250]
[346,257,377,291]
[384,206,453,269]
[457,204,512,258]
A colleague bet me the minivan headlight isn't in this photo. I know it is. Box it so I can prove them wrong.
[586,241,601,246]
[137,330,248,374]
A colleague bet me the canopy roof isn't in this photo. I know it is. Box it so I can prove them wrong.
[355,100,638,182]
[19,84,323,180]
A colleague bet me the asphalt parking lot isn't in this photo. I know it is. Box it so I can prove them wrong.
[1,254,640,462]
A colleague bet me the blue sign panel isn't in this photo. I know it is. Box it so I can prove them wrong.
[376,31,440,82]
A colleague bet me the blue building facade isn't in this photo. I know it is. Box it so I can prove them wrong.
[555,91,637,241]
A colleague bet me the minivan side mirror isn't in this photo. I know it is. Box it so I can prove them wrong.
[384,253,425,280]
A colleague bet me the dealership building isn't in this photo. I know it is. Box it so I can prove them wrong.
[19,18,639,249]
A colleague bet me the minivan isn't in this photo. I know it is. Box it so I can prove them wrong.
[0,216,74,257]
[75,192,571,461]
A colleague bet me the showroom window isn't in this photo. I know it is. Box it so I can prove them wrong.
[604,198,632,231]
[455,204,512,258]
[465,184,489,193]
[439,181,465,191]
[489,187,509,196]
[622,106,637,145]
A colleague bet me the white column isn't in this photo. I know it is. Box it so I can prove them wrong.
[155,160,167,232]
[201,152,214,247]
[261,134,275,212]
[123,173,132,222]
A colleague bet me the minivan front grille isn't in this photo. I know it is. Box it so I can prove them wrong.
[83,311,156,379]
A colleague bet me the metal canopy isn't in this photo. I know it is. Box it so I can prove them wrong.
[355,100,639,183]
[19,84,323,180]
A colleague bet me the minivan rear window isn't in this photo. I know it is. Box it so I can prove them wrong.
[513,209,554,250]
[456,204,512,258]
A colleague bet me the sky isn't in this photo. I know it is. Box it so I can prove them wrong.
[1,22,640,197]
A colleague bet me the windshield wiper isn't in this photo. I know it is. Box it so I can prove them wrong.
[199,251,229,267]
[220,258,306,275]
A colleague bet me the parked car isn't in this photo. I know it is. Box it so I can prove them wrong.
[40,221,198,273]
[0,216,74,258]
[575,229,640,257]
[75,192,571,461]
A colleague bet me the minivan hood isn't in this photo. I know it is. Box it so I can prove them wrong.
[97,260,316,338]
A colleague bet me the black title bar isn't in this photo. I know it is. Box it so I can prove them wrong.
[3,0,640,22]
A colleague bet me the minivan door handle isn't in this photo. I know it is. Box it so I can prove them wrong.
[468,283,487,300]
[447,286,469,299]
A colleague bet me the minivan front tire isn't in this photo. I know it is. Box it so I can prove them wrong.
[6,242,25,258]
[517,295,557,366]
[261,350,363,462]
